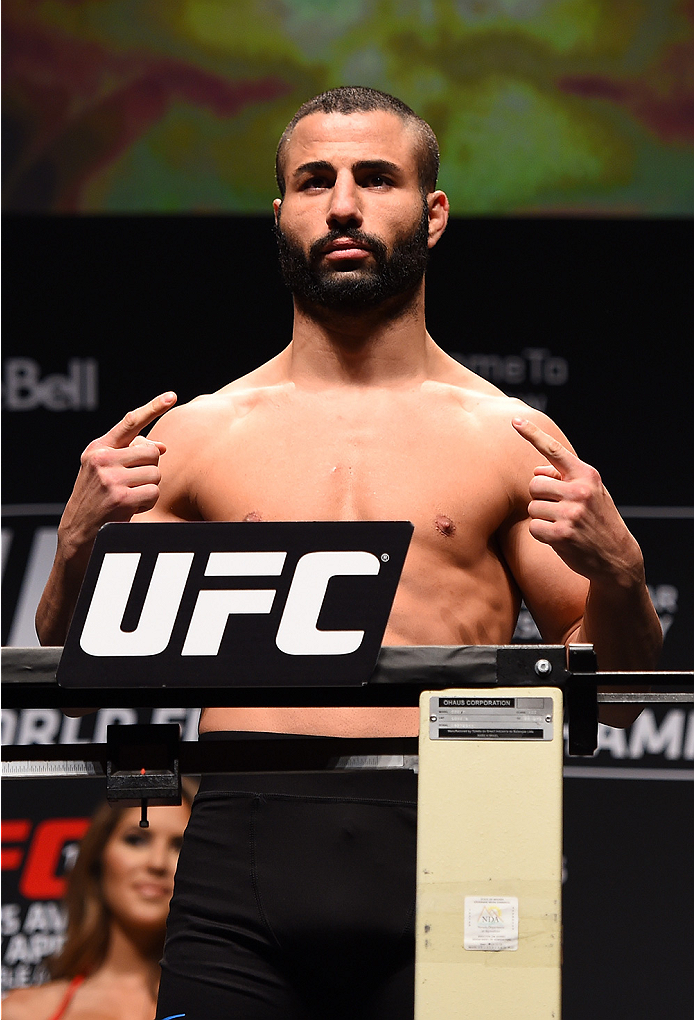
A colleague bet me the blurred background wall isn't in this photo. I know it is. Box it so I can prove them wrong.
[2,2,692,1016]
[4,0,694,215]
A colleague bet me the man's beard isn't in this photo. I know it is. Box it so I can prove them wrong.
[275,200,430,313]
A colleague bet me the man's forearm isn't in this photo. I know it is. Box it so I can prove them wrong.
[35,539,93,646]
[576,571,662,670]
[569,571,662,727]
[35,392,174,645]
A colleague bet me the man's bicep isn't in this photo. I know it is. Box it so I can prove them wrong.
[133,408,203,523]
[132,465,201,523]
[502,515,589,645]
[131,504,187,523]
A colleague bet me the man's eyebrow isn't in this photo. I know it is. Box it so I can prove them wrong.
[291,159,404,179]
[352,159,402,176]
[292,160,334,179]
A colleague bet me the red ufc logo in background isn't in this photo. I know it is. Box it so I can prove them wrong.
[2,818,89,899]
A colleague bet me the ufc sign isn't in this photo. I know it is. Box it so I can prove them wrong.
[2,817,90,899]
[58,521,412,689]
[80,550,379,657]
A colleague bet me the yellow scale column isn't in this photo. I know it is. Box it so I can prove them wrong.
[415,686,563,1020]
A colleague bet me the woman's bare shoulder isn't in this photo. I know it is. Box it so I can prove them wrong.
[2,980,71,1020]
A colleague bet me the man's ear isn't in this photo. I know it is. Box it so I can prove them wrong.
[273,198,282,225]
[427,191,449,249]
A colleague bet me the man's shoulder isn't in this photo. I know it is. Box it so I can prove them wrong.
[214,360,291,405]
[429,348,517,407]
[150,357,290,440]
[431,350,564,434]
[427,359,526,421]
[426,359,573,481]
[461,389,570,453]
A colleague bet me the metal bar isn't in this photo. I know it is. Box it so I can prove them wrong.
[0,681,432,709]
[5,646,693,685]
[2,762,104,778]
[5,680,692,710]
[3,647,692,710]
[2,736,419,772]
[597,692,694,703]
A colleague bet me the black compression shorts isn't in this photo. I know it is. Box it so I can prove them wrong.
[156,742,418,1020]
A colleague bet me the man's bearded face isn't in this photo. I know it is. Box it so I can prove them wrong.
[275,199,430,312]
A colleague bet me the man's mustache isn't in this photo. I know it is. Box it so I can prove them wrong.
[309,229,387,264]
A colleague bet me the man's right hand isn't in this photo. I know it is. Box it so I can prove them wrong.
[58,391,177,555]
[36,391,178,646]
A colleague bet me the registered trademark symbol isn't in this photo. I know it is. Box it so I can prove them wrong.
[381,553,390,562]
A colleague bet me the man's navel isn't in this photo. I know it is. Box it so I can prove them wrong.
[243,511,263,522]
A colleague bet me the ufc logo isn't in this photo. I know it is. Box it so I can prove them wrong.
[79,550,381,658]
[2,818,89,899]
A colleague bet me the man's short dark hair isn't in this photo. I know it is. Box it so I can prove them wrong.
[275,86,440,197]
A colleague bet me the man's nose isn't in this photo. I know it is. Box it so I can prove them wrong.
[326,173,363,229]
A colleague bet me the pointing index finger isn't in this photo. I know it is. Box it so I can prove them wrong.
[103,391,177,449]
[512,417,579,475]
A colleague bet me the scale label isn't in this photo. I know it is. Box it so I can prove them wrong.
[464,896,518,951]
[429,696,553,741]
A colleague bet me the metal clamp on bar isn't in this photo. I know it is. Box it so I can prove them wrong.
[496,644,569,685]
[105,724,181,827]
[566,645,599,756]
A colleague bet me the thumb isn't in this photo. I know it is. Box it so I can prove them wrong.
[130,435,167,455]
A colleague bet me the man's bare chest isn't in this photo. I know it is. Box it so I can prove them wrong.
[190,397,515,555]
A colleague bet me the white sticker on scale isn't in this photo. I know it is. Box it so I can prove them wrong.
[464,896,519,951]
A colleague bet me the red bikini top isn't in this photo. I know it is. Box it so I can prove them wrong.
[48,975,85,1020]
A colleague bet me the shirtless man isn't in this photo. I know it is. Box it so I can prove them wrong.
[37,88,661,1019]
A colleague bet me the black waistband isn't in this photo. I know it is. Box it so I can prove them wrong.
[199,730,319,741]
[197,731,418,801]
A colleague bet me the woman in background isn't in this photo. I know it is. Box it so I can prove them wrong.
[3,786,193,1020]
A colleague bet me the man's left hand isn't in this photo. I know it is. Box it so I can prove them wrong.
[512,417,642,583]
